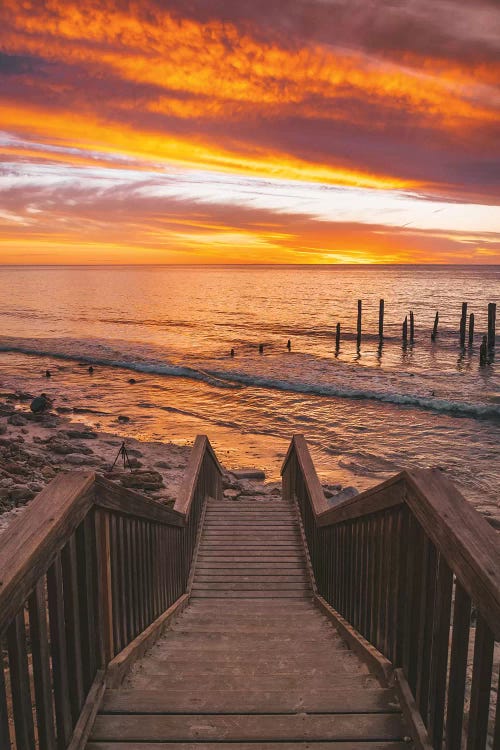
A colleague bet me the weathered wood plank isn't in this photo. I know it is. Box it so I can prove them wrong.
[105,594,189,689]
[101,687,400,714]
[91,712,405,741]
[7,610,35,750]
[95,476,184,527]
[47,553,73,748]
[28,579,57,750]
[87,742,412,750]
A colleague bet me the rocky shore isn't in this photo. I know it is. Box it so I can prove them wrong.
[0,389,193,533]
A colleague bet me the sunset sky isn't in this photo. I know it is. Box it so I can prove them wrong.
[0,0,499,263]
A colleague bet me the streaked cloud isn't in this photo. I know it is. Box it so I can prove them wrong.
[0,0,499,262]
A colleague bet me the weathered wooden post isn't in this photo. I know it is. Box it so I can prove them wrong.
[431,311,439,340]
[402,316,408,344]
[459,302,467,347]
[409,311,414,342]
[335,323,340,352]
[357,300,362,349]
[487,302,496,349]
[378,299,384,341]
[468,314,474,346]
[480,335,488,365]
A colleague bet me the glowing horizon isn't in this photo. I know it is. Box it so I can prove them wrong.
[0,0,499,264]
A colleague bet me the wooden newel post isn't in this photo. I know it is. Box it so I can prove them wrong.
[468,313,474,346]
[357,300,362,349]
[459,302,467,347]
[402,316,408,344]
[378,299,384,340]
[409,311,414,342]
[431,311,439,340]
[96,509,114,665]
[335,323,340,351]
[487,302,496,349]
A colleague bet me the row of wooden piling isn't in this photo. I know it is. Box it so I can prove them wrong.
[334,300,496,361]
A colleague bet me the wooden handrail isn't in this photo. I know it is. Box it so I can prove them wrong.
[405,468,500,639]
[175,435,223,517]
[0,435,223,750]
[95,475,185,526]
[283,433,500,749]
[0,472,96,635]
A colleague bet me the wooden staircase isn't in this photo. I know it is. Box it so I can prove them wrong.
[87,495,412,748]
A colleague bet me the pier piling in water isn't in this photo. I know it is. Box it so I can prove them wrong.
[357,300,362,349]
[402,316,408,344]
[459,302,467,347]
[378,299,384,340]
[409,311,414,342]
[480,335,488,365]
[468,314,474,346]
[487,302,496,349]
[335,323,340,352]
[431,311,439,340]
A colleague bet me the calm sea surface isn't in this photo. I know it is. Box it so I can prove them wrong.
[0,265,498,507]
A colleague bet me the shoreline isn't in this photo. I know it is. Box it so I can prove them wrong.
[1,385,499,537]
[0,386,356,536]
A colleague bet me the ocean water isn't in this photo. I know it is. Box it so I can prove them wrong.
[0,265,498,507]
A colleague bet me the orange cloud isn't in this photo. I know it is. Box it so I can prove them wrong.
[0,0,498,199]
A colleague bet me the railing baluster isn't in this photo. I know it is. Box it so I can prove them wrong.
[415,538,437,722]
[95,510,114,663]
[61,536,85,721]
[109,514,121,654]
[76,516,99,688]
[446,582,471,749]
[428,555,453,747]
[28,579,56,750]
[7,610,35,750]
[47,555,73,750]
[467,613,495,750]
[394,507,409,667]
[0,655,11,749]
[494,671,500,749]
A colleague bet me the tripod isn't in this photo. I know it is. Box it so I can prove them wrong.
[110,441,132,470]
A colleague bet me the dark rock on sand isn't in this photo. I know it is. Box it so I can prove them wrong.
[8,413,28,426]
[66,429,97,440]
[30,394,51,413]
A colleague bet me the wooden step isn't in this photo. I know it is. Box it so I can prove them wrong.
[126,674,380,691]
[190,591,312,599]
[88,742,410,749]
[101,687,400,714]
[90,713,405,742]
[195,580,309,585]
[151,633,344,648]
